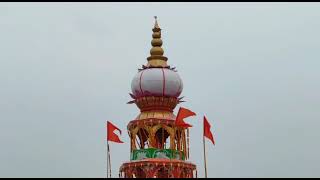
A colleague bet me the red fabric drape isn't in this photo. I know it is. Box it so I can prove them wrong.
[203,116,215,145]
[175,107,196,128]
[106,121,124,143]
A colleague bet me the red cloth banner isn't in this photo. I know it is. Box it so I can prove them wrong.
[203,116,215,145]
[175,107,196,128]
[106,121,124,143]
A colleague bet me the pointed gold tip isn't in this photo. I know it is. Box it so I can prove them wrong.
[153,16,160,29]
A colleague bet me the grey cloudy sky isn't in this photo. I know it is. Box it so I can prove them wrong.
[0,2,320,178]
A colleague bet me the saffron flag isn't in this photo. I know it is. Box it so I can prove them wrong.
[106,121,124,143]
[175,107,196,128]
[203,116,215,145]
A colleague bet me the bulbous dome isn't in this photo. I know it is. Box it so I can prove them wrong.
[131,68,183,98]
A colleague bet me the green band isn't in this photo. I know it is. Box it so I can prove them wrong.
[131,148,185,161]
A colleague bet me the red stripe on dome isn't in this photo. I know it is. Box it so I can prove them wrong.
[139,70,145,95]
[161,68,166,96]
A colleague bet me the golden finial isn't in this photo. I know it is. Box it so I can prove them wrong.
[147,16,168,68]
[154,16,160,29]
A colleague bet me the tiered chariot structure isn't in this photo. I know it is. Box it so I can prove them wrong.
[119,17,198,178]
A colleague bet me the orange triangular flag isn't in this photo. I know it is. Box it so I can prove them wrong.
[203,116,215,145]
[106,121,124,143]
[175,107,196,128]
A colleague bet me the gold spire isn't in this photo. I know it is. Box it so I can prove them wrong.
[154,16,160,29]
[146,16,168,68]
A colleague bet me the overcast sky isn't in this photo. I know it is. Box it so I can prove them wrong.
[0,2,320,178]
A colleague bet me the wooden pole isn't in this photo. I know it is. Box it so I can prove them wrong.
[138,129,143,149]
[182,130,186,160]
[187,128,190,159]
[128,131,132,153]
[176,128,179,151]
[177,128,181,159]
[141,128,149,148]
[203,136,208,178]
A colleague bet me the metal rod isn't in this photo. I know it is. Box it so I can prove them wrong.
[106,140,109,178]
[203,135,208,178]
[107,142,112,178]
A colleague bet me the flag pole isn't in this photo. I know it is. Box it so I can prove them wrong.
[107,142,112,178]
[203,130,208,178]
[106,140,109,178]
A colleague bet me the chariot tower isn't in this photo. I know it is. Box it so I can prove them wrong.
[119,17,197,178]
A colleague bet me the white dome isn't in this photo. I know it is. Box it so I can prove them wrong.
[131,68,183,98]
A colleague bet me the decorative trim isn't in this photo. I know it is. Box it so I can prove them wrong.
[135,96,178,112]
[119,159,196,178]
